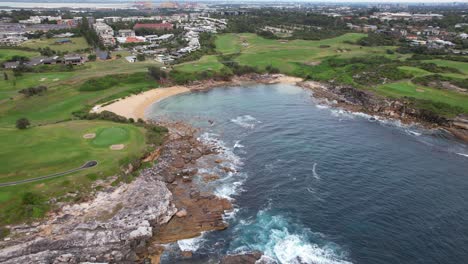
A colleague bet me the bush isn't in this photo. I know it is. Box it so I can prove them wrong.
[266,64,280,74]
[16,118,30,129]
[79,73,153,92]
[88,54,96,61]
[18,85,47,97]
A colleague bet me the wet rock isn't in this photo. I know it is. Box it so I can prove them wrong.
[221,252,263,264]
[181,168,198,176]
[202,174,220,182]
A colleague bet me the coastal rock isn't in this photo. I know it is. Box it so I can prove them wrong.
[221,252,264,264]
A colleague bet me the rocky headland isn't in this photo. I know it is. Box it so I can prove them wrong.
[299,80,468,142]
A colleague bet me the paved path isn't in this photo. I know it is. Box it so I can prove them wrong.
[0,161,98,187]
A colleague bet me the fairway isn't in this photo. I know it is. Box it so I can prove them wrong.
[377,81,468,114]
[21,37,90,53]
[91,127,130,147]
[0,49,39,62]
[175,55,224,73]
[0,120,145,183]
[213,33,396,73]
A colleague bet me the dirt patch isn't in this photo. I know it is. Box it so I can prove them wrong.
[416,88,425,93]
[110,144,125,150]
[304,61,321,66]
[83,133,96,139]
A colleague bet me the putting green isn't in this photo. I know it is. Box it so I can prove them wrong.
[91,127,130,147]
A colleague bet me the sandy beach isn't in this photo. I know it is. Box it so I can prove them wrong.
[94,86,190,120]
[93,74,303,120]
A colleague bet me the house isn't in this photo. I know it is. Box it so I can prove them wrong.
[133,23,173,31]
[3,61,20,69]
[125,56,137,63]
[64,54,84,65]
[119,29,135,37]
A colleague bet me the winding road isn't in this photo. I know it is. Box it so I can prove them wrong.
[0,161,98,187]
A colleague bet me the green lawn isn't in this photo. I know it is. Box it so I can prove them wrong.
[0,120,148,225]
[175,55,224,73]
[21,37,90,53]
[0,71,75,100]
[215,33,396,74]
[0,49,39,62]
[0,120,145,183]
[423,59,468,75]
[91,127,130,147]
[377,81,468,114]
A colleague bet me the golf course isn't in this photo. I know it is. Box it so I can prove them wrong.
[1,31,467,227]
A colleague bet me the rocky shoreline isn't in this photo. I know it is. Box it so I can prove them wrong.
[298,80,468,143]
[0,122,233,264]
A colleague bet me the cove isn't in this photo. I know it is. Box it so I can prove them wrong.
[147,83,468,264]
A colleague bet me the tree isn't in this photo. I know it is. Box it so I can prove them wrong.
[87,54,96,61]
[136,54,145,61]
[3,72,7,80]
[16,118,30,129]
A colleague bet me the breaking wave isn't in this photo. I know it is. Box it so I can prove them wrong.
[198,132,248,201]
[230,209,352,264]
[177,234,205,252]
[231,115,261,129]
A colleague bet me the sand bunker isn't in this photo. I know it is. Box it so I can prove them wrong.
[110,144,125,150]
[83,133,96,139]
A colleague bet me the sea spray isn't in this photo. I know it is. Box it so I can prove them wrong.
[230,209,352,264]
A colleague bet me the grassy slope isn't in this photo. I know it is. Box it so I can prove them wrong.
[175,55,224,73]
[377,81,468,112]
[0,58,160,127]
[21,37,90,53]
[0,49,39,62]
[218,33,397,73]
[0,120,145,183]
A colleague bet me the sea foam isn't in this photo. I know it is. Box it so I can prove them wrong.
[231,115,261,129]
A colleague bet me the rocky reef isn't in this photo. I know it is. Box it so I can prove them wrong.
[0,122,232,264]
[300,80,468,142]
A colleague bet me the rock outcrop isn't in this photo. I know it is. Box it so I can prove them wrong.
[0,177,176,264]
[300,80,468,142]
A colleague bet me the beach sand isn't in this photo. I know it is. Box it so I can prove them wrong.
[93,74,303,120]
[94,86,190,120]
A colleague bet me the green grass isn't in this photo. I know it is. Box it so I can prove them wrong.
[0,49,39,62]
[423,59,468,75]
[398,66,431,77]
[377,81,468,115]
[21,37,90,53]
[215,33,396,74]
[0,120,148,225]
[175,55,224,73]
[0,71,75,100]
[92,127,130,147]
[0,120,145,183]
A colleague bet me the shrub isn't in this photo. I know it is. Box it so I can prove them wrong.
[16,118,30,129]
[18,85,47,97]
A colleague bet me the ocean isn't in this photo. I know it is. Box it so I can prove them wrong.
[147,83,468,264]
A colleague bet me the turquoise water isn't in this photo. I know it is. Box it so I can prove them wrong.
[147,84,468,264]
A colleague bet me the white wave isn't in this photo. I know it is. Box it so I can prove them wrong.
[177,234,205,252]
[456,153,468,158]
[307,187,315,193]
[198,132,247,201]
[406,130,422,136]
[312,163,320,180]
[316,104,330,109]
[234,140,245,149]
[231,210,352,264]
[231,115,261,129]
[272,233,352,264]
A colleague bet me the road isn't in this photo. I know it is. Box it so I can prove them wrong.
[0,161,98,187]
